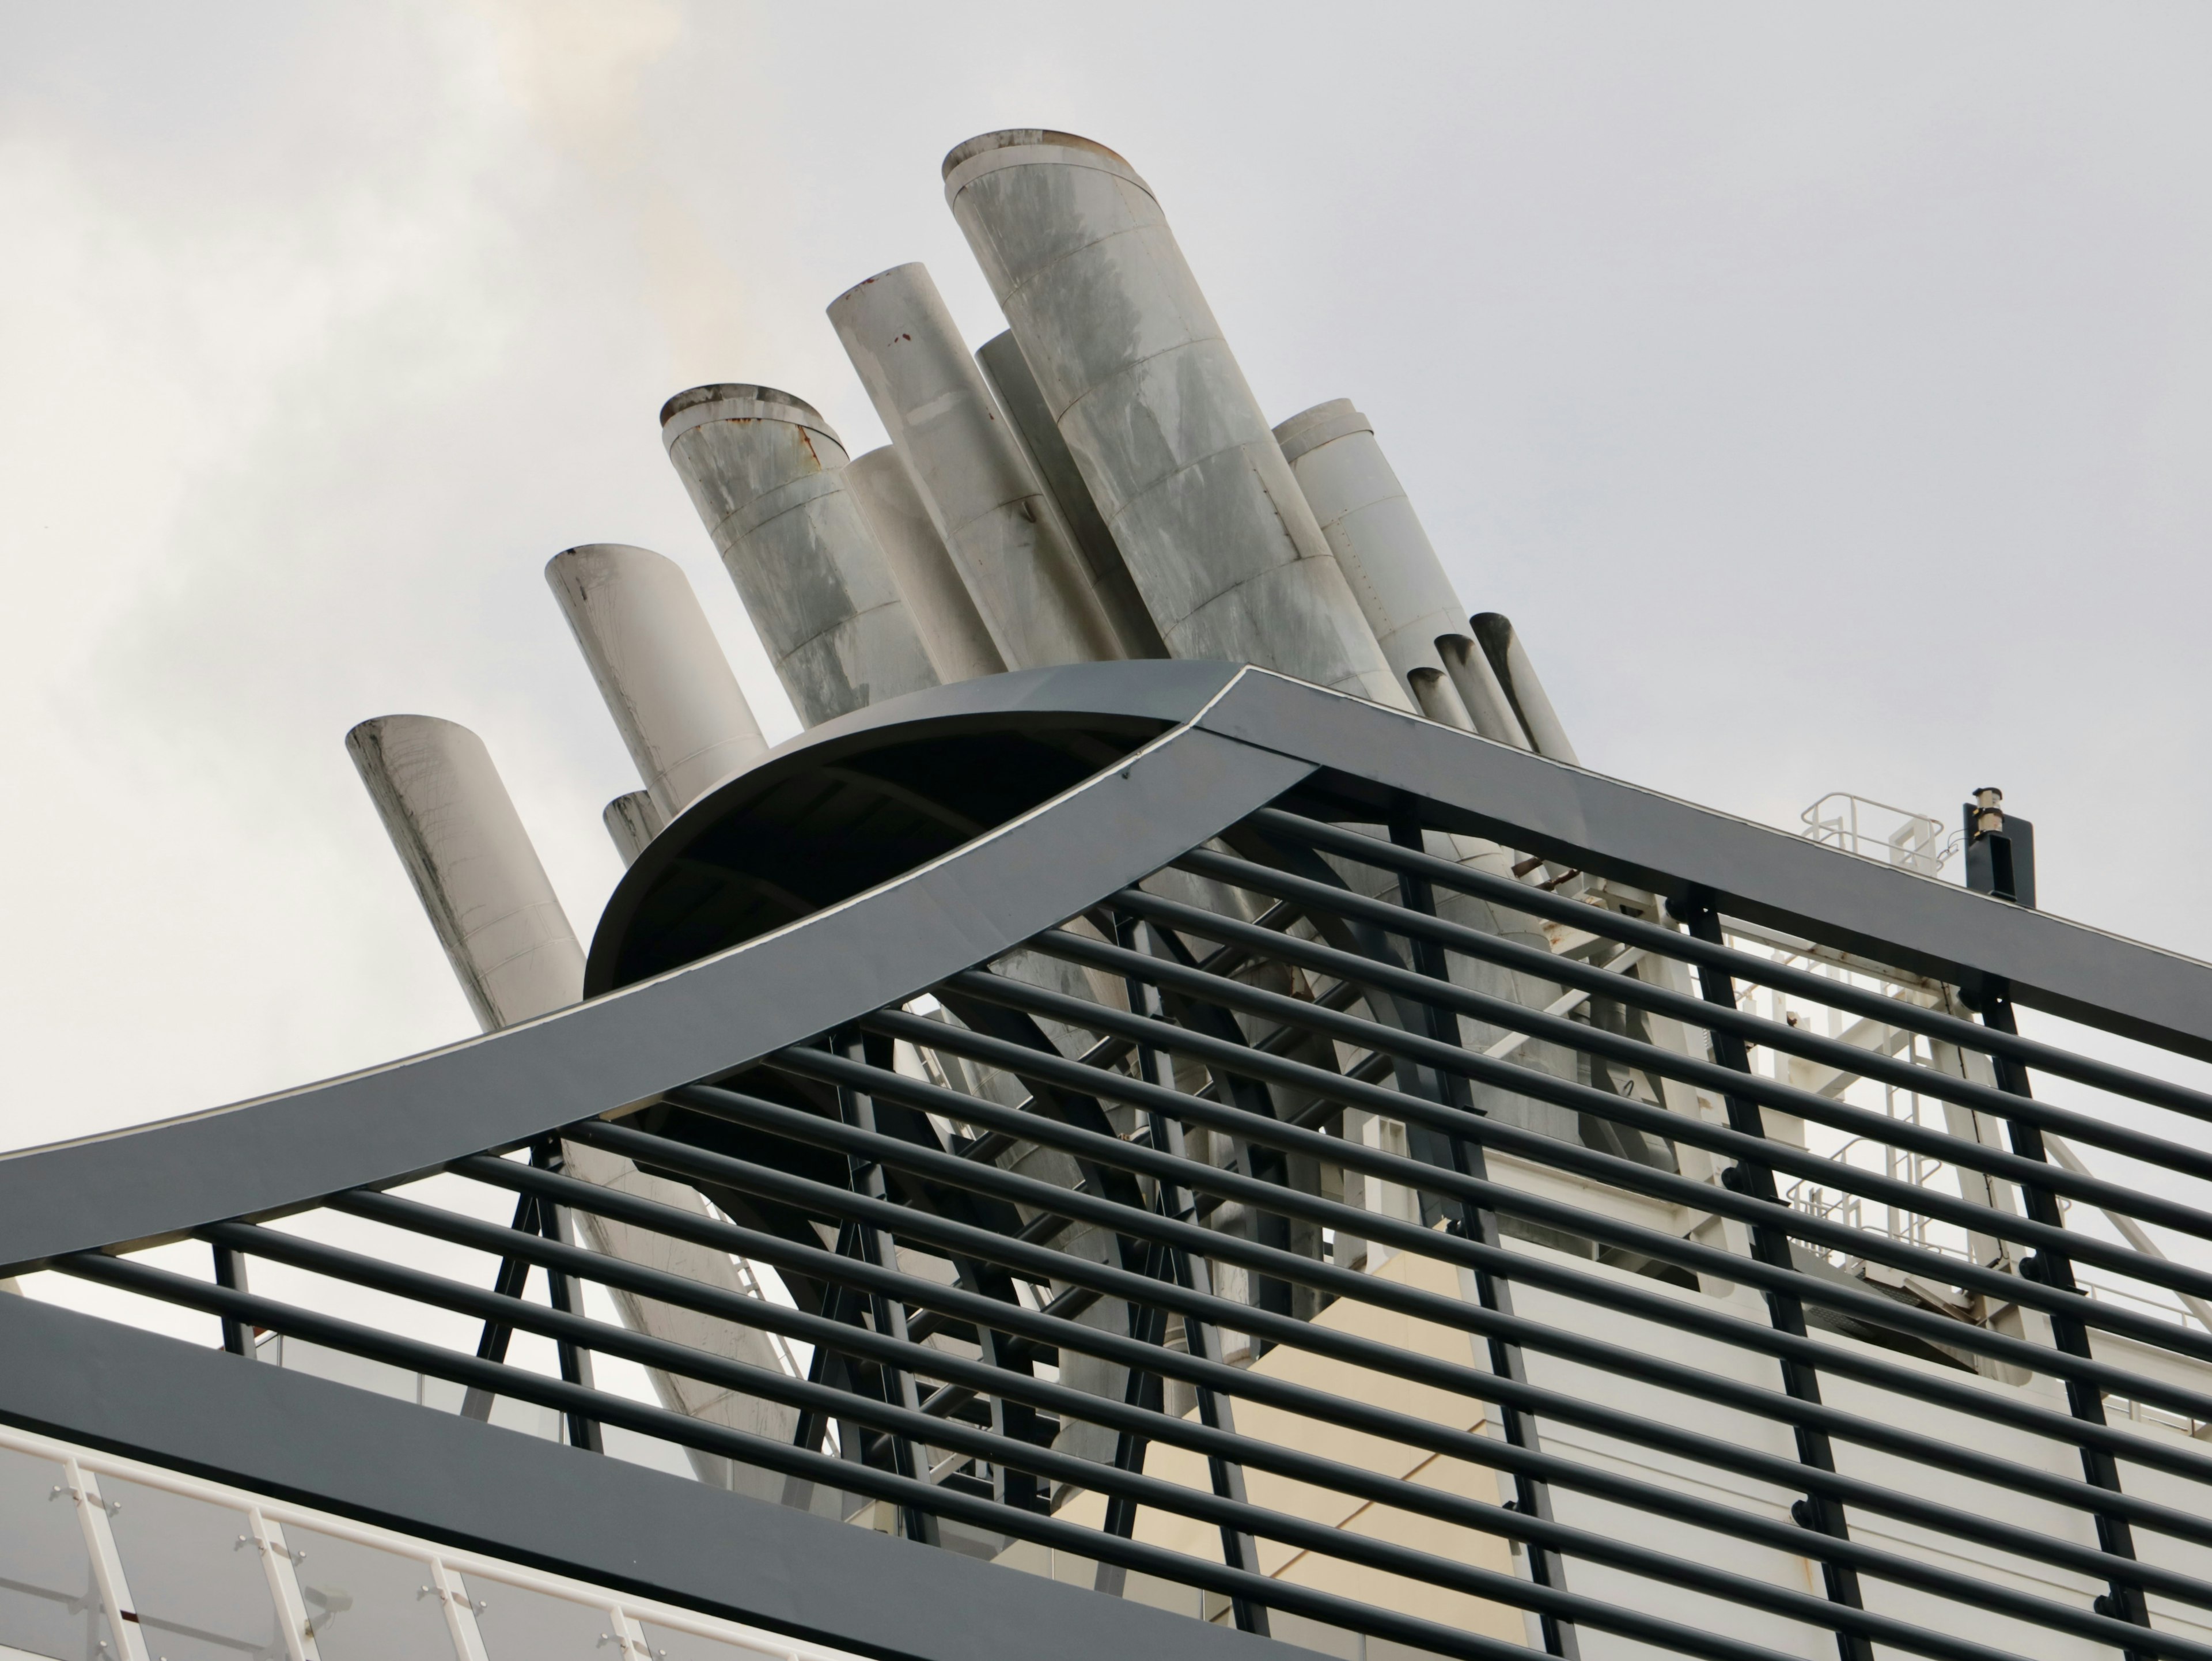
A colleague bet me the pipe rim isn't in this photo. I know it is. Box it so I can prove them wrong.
[659,383,842,452]
[1272,399,1373,466]
[827,261,932,319]
[941,129,1152,200]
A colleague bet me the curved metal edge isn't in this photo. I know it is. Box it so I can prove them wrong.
[0,1295,1281,1661]
[1203,670,2212,1064]
[0,684,1312,1273]
[590,661,1243,994]
[10,661,2210,1271]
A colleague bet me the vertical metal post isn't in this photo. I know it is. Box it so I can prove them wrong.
[784,1221,872,1520]
[247,1511,320,1661]
[836,1028,941,1546]
[1143,924,1299,1337]
[213,1243,252,1356]
[1676,899,1872,1661]
[1388,807,1580,1660]
[1978,991,2150,1654]
[1094,920,1171,1580]
[63,1461,149,1661]
[429,1557,494,1661]
[530,1142,603,1454]
[1093,913,1270,1637]
[460,1188,539,1423]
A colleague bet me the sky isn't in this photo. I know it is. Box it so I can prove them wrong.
[3,0,2210,1165]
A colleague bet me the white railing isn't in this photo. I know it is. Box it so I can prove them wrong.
[0,1420,852,1661]
[1799,792,1957,877]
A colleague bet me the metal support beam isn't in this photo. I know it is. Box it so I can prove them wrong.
[1677,899,1872,1661]
[1389,804,1579,1659]
[1979,992,2151,1658]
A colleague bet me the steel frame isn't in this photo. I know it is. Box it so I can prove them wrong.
[6,663,2212,1661]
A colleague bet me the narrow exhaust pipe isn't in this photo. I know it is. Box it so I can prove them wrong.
[844,445,1006,683]
[976,330,1165,660]
[1275,399,1474,728]
[345,713,809,1488]
[830,263,1124,670]
[661,384,937,727]
[344,714,584,1031]
[1437,634,1532,750]
[1472,613,1578,765]
[603,789,666,867]
[545,543,767,825]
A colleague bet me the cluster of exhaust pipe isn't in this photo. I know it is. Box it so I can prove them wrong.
[339,128,1585,1494]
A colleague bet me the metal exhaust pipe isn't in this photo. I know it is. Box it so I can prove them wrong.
[603,790,666,867]
[945,130,1407,710]
[1472,612,1578,765]
[1406,666,1474,731]
[344,715,585,1031]
[1274,399,1473,727]
[830,263,1125,670]
[844,445,1006,683]
[975,330,1166,660]
[546,543,767,825]
[1437,634,1531,750]
[345,714,808,1492]
[661,384,937,727]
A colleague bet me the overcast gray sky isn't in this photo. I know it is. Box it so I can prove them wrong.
[3,2,2209,1153]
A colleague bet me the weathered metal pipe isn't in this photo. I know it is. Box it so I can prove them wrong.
[1406,666,1474,732]
[346,713,808,1500]
[1437,634,1531,750]
[545,543,767,824]
[944,131,1408,709]
[661,384,937,727]
[830,264,1124,671]
[1274,399,1470,725]
[975,330,1165,661]
[345,716,585,1030]
[604,790,665,867]
[844,445,1006,683]
[1472,613,1578,765]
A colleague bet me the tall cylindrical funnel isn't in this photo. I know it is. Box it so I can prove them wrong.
[344,715,584,1031]
[944,131,1409,711]
[661,384,938,727]
[830,263,1124,671]
[1472,613,1578,765]
[1274,400,1469,721]
[975,330,1165,660]
[844,446,1006,684]
[546,543,768,823]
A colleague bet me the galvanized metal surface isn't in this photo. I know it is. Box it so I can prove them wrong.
[661,383,938,727]
[831,263,1126,671]
[944,131,1410,711]
[546,542,768,821]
